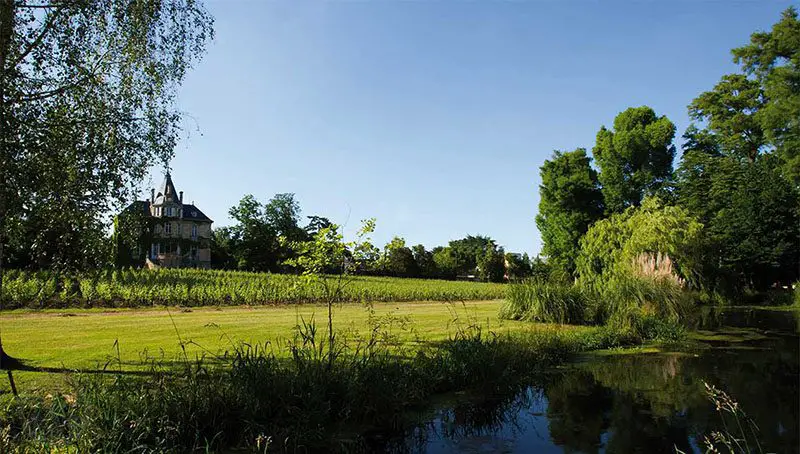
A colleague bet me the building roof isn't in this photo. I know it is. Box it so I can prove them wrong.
[119,173,213,223]
[181,204,212,222]
[153,172,180,205]
[120,200,212,223]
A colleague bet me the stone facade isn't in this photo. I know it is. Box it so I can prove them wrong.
[116,173,213,269]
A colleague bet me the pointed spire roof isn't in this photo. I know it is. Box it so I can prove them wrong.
[154,172,180,205]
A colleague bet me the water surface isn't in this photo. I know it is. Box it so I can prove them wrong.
[394,308,799,453]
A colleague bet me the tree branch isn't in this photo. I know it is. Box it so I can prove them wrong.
[9,5,63,69]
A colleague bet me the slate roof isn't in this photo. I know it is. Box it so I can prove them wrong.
[120,201,212,223]
[153,172,180,205]
[181,204,212,222]
[119,173,213,223]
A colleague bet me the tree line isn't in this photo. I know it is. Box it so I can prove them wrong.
[536,7,800,294]
[209,193,544,282]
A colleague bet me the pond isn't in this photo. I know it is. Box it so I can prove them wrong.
[386,308,799,453]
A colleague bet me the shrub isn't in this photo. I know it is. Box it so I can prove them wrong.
[794,282,800,306]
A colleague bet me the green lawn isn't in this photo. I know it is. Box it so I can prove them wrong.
[0,300,588,395]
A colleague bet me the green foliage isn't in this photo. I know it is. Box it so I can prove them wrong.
[379,236,418,277]
[209,226,237,269]
[448,235,495,276]
[500,279,590,325]
[732,7,800,183]
[412,244,437,278]
[0,1,213,274]
[0,312,647,452]
[225,193,315,272]
[576,197,704,292]
[0,267,508,309]
[794,283,800,306]
[504,252,532,281]
[593,106,676,213]
[536,149,604,277]
[689,74,766,162]
[113,203,155,268]
[432,247,457,279]
[500,275,688,339]
[476,243,505,283]
[601,274,691,331]
[675,150,800,291]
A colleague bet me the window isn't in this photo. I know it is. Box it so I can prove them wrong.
[164,222,171,234]
[191,246,197,259]
[166,207,173,217]
[151,243,159,257]
[191,224,197,239]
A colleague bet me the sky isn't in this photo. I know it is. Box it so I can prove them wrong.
[147,0,797,256]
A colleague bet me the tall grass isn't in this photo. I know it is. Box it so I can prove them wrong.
[0,312,644,452]
[500,275,689,341]
[0,268,506,309]
[499,279,592,325]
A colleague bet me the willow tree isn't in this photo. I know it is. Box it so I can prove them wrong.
[0,0,213,369]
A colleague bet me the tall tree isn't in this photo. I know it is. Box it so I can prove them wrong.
[305,215,333,238]
[0,0,213,372]
[476,243,505,283]
[448,235,494,276]
[689,74,766,162]
[432,246,457,279]
[0,1,212,274]
[676,146,800,291]
[227,195,277,272]
[689,7,800,183]
[264,193,305,242]
[412,244,436,278]
[381,236,417,277]
[536,148,604,277]
[593,106,676,213]
[732,6,800,183]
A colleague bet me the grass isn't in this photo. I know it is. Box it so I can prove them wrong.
[1,268,507,309]
[499,276,689,342]
[499,279,590,324]
[0,310,638,453]
[0,300,590,394]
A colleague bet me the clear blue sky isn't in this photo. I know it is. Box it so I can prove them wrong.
[148,0,796,256]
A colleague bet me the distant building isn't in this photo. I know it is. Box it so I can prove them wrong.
[114,173,213,268]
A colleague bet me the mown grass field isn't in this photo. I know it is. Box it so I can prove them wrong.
[0,300,590,395]
[2,268,507,308]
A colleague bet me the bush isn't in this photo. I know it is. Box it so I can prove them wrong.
[499,279,592,325]
[794,283,800,306]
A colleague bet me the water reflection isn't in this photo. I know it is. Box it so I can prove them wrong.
[391,309,799,453]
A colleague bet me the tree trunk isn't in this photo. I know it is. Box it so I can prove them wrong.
[0,0,15,373]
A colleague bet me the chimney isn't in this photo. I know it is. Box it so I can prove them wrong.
[179,191,184,204]
[150,188,155,203]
